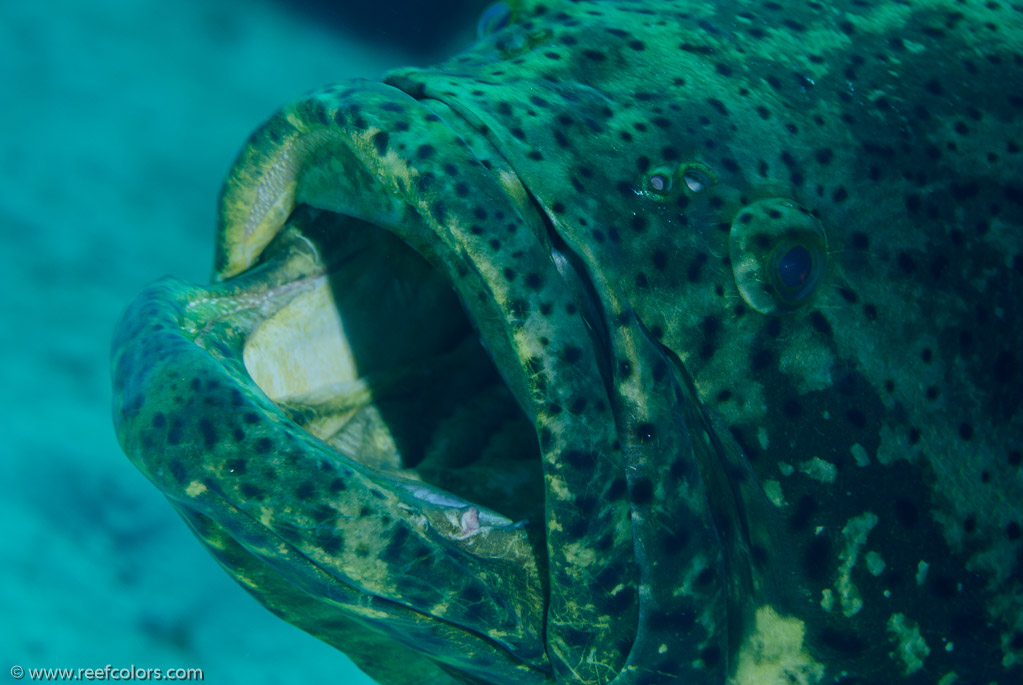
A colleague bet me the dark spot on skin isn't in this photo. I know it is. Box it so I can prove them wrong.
[195,418,216,449]
[240,483,263,500]
[167,426,182,445]
[462,585,484,605]
[631,478,654,505]
[707,98,728,116]
[563,346,583,364]
[700,646,722,668]
[168,460,187,484]
[416,144,435,159]
[790,494,818,531]
[846,408,867,429]
[563,449,597,469]
[608,478,627,500]
[894,497,919,527]
[296,481,315,500]
[819,628,866,656]
[751,347,774,372]
[783,398,802,419]
[372,131,389,155]
[931,575,958,600]
[804,535,831,581]
[959,423,974,441]
[576,496,598,517]
[687,252,708,282]
[808,311,832,337]
[652,360,667,383]
[255,437,272,454]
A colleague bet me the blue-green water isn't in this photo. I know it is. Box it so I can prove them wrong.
[0,1,482,681]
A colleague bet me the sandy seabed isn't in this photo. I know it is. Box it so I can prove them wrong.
[0,1,478,681]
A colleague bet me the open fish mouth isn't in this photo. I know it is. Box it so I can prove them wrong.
[112,80,767,683]
[113,88,569,684]
[224,206,549,529]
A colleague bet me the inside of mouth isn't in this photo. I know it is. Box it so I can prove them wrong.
[240,208,545,524]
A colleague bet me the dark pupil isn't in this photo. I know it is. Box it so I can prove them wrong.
[778,245,812,288]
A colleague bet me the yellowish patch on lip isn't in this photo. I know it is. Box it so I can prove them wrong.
[731,605,824,685]
[184,480,207,498]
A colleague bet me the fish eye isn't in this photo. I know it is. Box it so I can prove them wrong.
[477,2,512,39]
[770,241,822,302]
[729,198,827,314]
[776,244,813,289]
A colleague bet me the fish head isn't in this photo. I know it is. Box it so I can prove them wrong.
[113,1,1023,683]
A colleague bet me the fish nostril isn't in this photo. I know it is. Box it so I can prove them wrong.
[643,163,715,201]
[648,173,671,193]
[683,168,711,193]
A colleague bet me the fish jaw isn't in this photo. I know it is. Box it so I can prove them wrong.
[113,78,623,683]
[112,71,777,683]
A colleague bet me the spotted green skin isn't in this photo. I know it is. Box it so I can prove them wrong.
[112,1,1023,683]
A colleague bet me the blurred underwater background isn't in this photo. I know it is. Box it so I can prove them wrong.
[0,0,488,681]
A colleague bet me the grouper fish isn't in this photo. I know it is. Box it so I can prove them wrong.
[111,0,1023,682]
